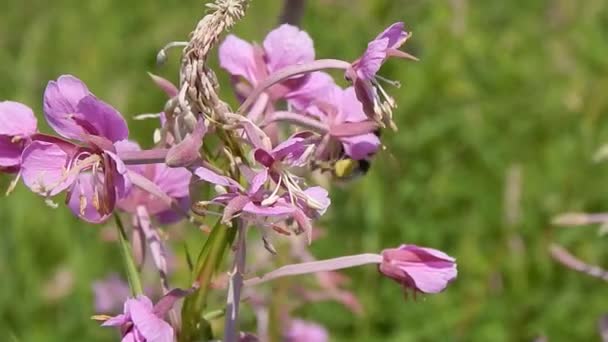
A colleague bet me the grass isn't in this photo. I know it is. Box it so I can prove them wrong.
[2,0,608,341]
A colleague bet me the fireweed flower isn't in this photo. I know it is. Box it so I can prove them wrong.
[252,134,325,209]
[20,75,130,223]
[219,24,326,119]
[193,166,329,240]
[0,101,37,172]
[379,244,457,294]
[346,22,415,130]
[100,295,173,342]
[284,319,329,342]
[305,85,381,161]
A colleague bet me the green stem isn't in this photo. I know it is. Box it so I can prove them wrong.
[114,214,144,296]
[179,220,237,342]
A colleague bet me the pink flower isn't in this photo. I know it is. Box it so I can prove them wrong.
[101,295,173,342]
[379,244,457,294]
[20,75,130,223]
[194,166,329,241]
[346,22,415,129]
[307,85,380,160]
[284,319,328,342]
[0,101,38,172]
[219,24,322,110]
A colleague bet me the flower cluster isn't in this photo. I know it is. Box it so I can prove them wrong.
[0,16,457,342]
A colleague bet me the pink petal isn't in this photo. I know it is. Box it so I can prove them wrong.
[165,120,206,167]
[375,22,408,49]
[194,167,241,188]
[402,263,457,293]
[148,73,178,98]
[76,95,129,142]
[0,136,23,167]
[263,24,315,73]
[248,169,268,194]
[341,133,380,160]
[302,186,330,215]
[0,101,37,137]
[340,87,367,123]
[153,164,191,198]
[129,296,174,342]
[286,72,335,111]
[43,75,90,140]
[21,140,75,196]
[101,313,128,327]
[242,202,295,216]
[219,35,258,84]
[356,38,389,80]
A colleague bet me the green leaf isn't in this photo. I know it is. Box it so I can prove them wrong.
[114,214,143,296]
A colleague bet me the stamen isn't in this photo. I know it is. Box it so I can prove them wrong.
[261,176,282,206]
[374,75,401,88]
[156,41,189,65]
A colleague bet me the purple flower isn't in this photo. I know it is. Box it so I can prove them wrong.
[284,319,328,342]
[101,295,173,342]
[308,85,380,160]
[379,244,457,294]
[346,22,415,130]
[20,75,130,223]
[219,24,322,110]
[0,101,38,172]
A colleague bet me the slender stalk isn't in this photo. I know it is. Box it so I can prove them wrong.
[237,59,351,115]
[114,214,144,296]
[180,221,237,342]
[223,221,247,342]
[262,111,328,133]
[244,253,383,287]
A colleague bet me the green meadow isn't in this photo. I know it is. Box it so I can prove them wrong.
[1,0,608,341]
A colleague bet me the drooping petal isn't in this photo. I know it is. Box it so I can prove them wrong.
[219,35,259,83]
[43,75,90,140]
[129,296,174,342]
[21,140,75,196]
[76,95,129,142]
[0,101,37,137]
[165,119,206,167]
[356,39,389,80]
[263,24,315,73]
[0,136,23,168]
[106,149,131,199]
[374,22,408,49]
[341,133,381,160]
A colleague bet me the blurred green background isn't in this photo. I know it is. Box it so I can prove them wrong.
[2,0,608,341]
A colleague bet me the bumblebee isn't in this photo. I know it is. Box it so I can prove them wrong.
[311,129,380,181]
